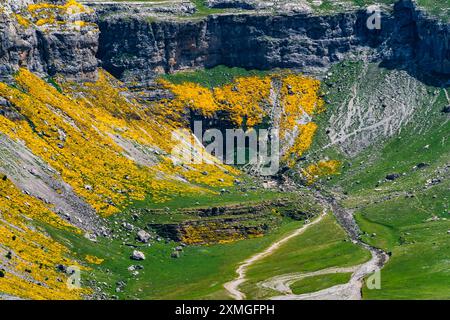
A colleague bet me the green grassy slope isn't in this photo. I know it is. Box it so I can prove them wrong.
[316,61,450,299]
[47,217,304,299]
[356,182,450,299]
[290,272,353,295]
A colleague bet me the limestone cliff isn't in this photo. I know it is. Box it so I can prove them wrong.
[0,0,98,81]
[1,0,450,84]
[95,0,450,84]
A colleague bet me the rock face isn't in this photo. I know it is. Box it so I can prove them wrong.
[1,0,450,84]
[96,0,450,84]
[0,0,99,82]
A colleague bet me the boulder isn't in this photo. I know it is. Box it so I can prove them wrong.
[416,162,430,169]
[131,250,146,261]
[386,173,401,181]
[136,230,151,243]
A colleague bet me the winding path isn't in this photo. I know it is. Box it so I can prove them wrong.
[223,211,328,300]
[268,243,387,300]
[223,193,388,300]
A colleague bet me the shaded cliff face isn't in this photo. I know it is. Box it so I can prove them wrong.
[0,0,99,81]
[95,0,450,84]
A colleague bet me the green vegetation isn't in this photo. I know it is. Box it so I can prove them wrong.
[417,0,450,21]
[190,0,226,16]
[160,65,272,88]
[240,215,371,299]
[356,182,450,299]
[290,272,352,295]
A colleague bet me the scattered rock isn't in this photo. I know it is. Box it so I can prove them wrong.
[84,233,97,242]
[122,222,134,231]
[426,215,440,222]
[426,178,442,187]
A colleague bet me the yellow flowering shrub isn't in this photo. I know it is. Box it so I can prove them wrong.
[161,73,326,167]
[278,74,324,135]
[84,255,104,265]
[13,0,96,31]
[213,76,272,127]
[0,177,88,300]
[159,76,272,127]
[301,160,342,184]
[0,68,243,299]
[14,14,31,28]
[283,122,318,166]
[159,80,220,118]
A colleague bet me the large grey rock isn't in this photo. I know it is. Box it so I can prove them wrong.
[131,250,146,261]
[136,230,151,243]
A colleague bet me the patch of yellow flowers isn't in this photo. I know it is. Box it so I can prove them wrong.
[301,160,341,184]
[13,0,94,30]
[0,177,88,300]
[161,73,339,181]
[0,69,236,217]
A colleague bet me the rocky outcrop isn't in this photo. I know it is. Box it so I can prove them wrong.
[150,215,277,245]
[147,199,311,245]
